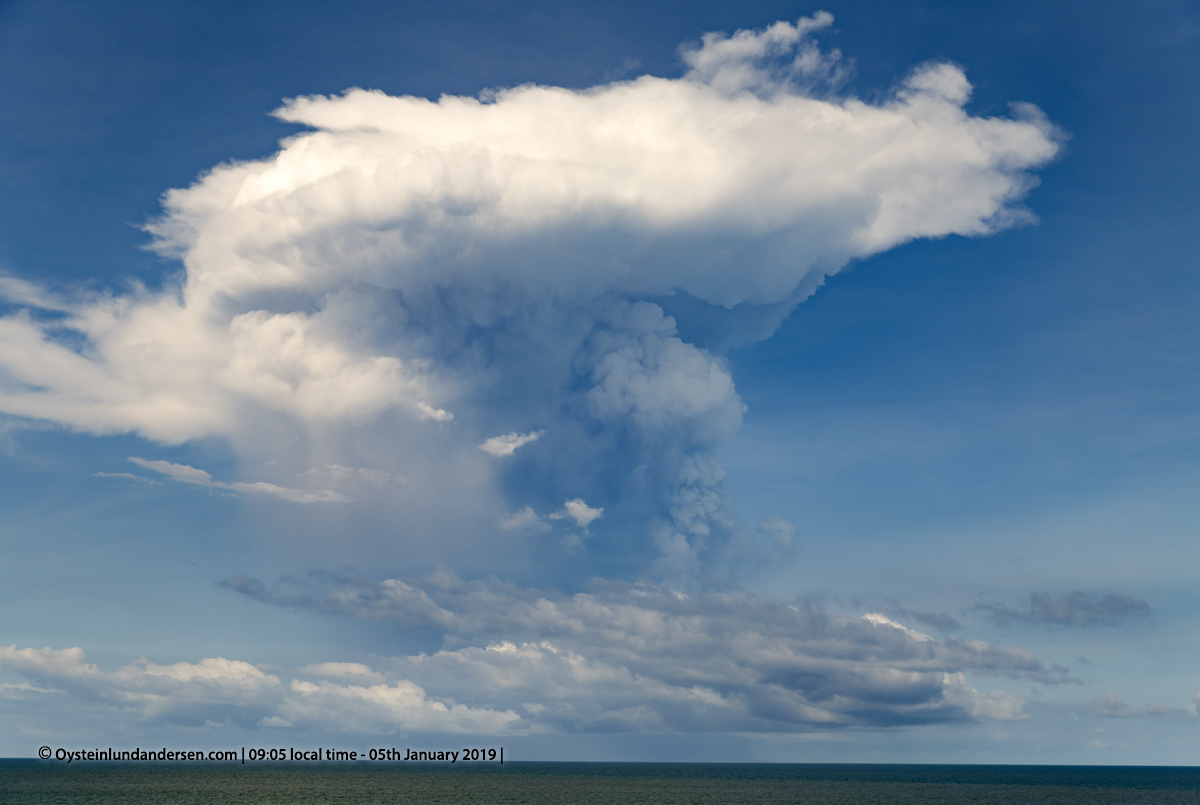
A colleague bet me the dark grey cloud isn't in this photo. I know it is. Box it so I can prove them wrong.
[975,592,1149,628]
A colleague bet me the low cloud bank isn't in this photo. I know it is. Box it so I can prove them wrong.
[0,645,515,733]
[214,571,1075,730]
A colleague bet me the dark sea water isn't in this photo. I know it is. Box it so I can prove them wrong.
[3,761,1199,804]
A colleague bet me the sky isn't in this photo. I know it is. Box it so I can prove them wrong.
[1,0,1198,764]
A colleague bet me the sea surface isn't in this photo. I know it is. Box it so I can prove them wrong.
[3,761,1199,804]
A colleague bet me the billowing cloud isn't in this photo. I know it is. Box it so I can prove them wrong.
[214,571,1081,730]
[975,592,1150,628]
[0,15,1061,574]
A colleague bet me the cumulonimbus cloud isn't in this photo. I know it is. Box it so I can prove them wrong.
[0,14,1062,572]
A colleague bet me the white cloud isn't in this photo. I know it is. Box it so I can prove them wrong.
[417,402,454,422]
[128,457,346,503]
[497,506,549,533]
[548,498,604,530]
[0,644,517,734]
[863,613,935,642]
[94,471,162,486]
[0,275,69,311]
[0,16,1061,573]
[478,430,544,457]
[679,12,847,96]
[0,681,60,698]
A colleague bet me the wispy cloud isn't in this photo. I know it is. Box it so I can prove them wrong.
[755,515,799,552]
[497,506,549,533]
[303,464,402,486]
[128,458,346,503]
[1089,692,1182,718]
[93,471,163,487]
[478,430,544,458]
[882,601,962,633]
[0,680,61,698]
[975,592,1150,628]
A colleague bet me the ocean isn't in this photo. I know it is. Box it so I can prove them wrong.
[3,761,1199,803]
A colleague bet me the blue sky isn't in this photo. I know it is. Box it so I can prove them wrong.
[1,0,1198,762]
